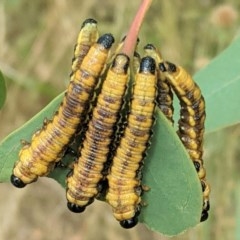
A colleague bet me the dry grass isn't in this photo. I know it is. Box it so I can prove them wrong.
[0,0,240,239]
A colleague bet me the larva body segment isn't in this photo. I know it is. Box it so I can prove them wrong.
[132,51,141,75]
[143,44,174,124]
[71,18,99,74]
[66,54,130,213]
[106,56,157,229]
[160,61,210,222]
[11,34,115,188]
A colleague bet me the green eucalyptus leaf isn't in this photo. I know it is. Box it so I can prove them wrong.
[0,71,6,109]
[140,110,202,236]
[194,36,240,133]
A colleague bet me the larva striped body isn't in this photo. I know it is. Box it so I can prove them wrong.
[71,18,99,74]
[144,44,174,124]
[106,56,157,229]
[66,54,130,213]
[159,61,210,222]
[11,34,114,188]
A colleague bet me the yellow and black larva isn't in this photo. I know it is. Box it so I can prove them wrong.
[159,61,210,222]
[68,18,99,142]
[71,18,99,74]
[11,33,115,188]
[66,53,130,213]
[143,44,174,124]
[106,56,157,229]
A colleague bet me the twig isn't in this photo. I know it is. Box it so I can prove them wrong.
[121,0,153,57]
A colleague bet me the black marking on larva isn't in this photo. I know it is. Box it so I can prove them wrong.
[135,114,147,122]
[103,95,117,104]
[97,107,115,118]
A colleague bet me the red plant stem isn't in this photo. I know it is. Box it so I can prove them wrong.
[121,0,152,57]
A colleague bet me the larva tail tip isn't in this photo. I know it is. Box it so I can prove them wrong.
[67,202,86,213]
[10,174,26,188]
[81,18,97,28]
[134,51,141,58]
[112,54,130,73]
[159,62,167,72]
[120,217,138,229]
[97,34,115,49]
[165,61,177,73]
[144,43,156,50]
[139,56,156,74]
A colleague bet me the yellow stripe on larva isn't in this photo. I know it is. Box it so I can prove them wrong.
[106,56,157,229]
[11,34,115,188]
[66,54,130,213]
[160,61,210,222]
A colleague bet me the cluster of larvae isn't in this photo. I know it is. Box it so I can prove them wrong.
[11,18,210,228]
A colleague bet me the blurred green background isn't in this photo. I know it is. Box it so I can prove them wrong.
[0,0,240,239]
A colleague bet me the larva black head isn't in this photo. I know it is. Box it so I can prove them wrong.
[193,161,201,172]
[81,18,97,28]
[119,207,141,229]
[120,217,138,229]
[144,43,156,50]
[112,53,130,73]
[67,202,86,213]
[10,174,26,188]
[200,210,208,222]
[139,56,156,74]
[97,33,115,49]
